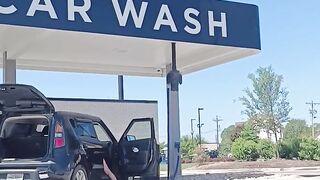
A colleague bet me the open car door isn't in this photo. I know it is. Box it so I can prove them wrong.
[118,118,160,179]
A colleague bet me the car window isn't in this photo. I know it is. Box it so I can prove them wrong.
[93,124,112,142]
[74,121,97,138]
[36,124,46,133]
[126,121,151,141]
[10,123,32,137]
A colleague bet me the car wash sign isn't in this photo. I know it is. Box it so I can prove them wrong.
[0,0,260,49]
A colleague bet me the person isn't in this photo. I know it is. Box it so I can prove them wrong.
[103,159,117,180]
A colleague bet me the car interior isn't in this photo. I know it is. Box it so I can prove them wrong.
[0,115,49,159]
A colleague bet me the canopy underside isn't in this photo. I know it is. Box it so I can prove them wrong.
[0,25,259,77]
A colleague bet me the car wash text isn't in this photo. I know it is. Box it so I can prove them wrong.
[0,0,260,49]
[0,0,228,38]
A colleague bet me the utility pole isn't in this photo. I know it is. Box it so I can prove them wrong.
[306,101,320,138]
[213,115,223,144]
[190,119,196,141]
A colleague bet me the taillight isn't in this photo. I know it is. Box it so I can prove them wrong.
[54,122,65,148]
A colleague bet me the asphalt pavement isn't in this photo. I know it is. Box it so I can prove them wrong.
[160,166,320,179]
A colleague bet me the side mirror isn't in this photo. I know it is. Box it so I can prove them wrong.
[126,135,136,141]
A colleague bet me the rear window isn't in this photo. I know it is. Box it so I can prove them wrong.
[9,123,32,137]
[0,116,49,138]
[0,116,50,159]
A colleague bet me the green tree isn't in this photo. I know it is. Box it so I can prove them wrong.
[298,138,320,160]
[180,135,197,160]
[219,123,248,157]
[284,119,311,140]
[219,125,235,156]
[231,123,261,161]
[279,138,301,159]
[280,119,311,159]
[194,135,208,144]
[240,66,292,144]
[230,123,245,142]
[239,123,259,142]
[221,125,235,141]
[257,139,276,159]
[313,123,320,138]
[232,138,259,161]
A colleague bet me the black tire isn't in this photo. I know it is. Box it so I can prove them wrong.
[71,165,88,180]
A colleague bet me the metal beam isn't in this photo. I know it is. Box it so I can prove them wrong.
[118,75,124,100]
[3,51,16,84]
[167,43,182,180]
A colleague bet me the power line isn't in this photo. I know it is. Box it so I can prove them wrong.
[306,101,320,138]
[213,115,223,144]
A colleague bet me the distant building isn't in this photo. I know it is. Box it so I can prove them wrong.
[200,143,219,151]
[258,129,279,143]
[234,121,283,143]
[235,122,245,127]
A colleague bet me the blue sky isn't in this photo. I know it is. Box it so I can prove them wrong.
[2,0,320,143]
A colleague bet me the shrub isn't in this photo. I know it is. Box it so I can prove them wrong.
[278,141,291,159]
[218,140,232,157]
[257,139,276,159]
[279,139,301,159]
[239,125,259,142]
[180,136,197,160]
[219,125,236,157]
[231,138,259,161]
[193,148,210,164]
[298,138,320,160]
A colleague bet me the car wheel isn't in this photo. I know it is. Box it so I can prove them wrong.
[71,165,88,180]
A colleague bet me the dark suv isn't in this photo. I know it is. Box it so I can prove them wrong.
[0,84,160,180]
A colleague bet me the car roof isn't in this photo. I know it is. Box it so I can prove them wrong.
[56,111,102,122]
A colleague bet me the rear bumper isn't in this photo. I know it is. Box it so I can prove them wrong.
[0,168,52,180]
[0,168,45,180]
[0,161,54,180]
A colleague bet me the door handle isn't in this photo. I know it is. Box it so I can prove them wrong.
[132,147,139,153]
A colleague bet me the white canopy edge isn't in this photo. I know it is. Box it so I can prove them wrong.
[0,25,259,77]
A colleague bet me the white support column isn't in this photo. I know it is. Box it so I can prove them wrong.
[167,43,182,180]
[3,51,16,84]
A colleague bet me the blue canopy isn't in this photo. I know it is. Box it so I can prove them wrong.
[0,0,260,76]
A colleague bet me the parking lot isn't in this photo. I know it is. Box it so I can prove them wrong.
[161,167,320,179]
[160,160,320,179]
